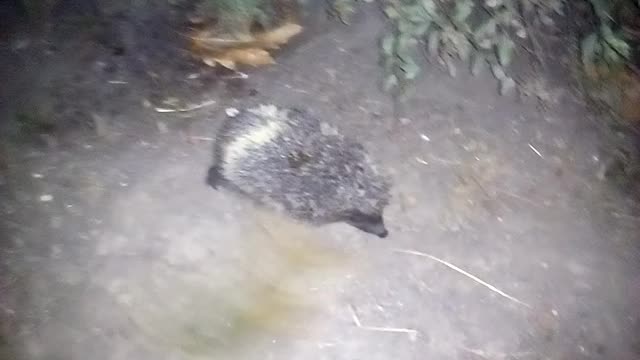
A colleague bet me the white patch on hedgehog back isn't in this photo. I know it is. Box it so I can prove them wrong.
[248,104,280,118]
[222,104,293,178]
[223,119,283,176]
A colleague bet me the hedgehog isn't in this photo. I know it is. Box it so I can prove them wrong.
[206,104,391,238]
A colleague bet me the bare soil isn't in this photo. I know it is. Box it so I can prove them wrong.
[1,2,639,360]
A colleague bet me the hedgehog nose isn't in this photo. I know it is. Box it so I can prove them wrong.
[377,229,389,238]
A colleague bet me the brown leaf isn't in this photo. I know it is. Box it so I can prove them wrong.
[190,22,301,70]
[205,48,275,69]
[254,23,303,49]
[190,31,257,51]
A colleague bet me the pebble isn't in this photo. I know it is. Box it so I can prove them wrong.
[39,194,53,202]
[225,107,240,117]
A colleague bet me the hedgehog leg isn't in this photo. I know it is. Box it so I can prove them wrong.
[206,165,223,189]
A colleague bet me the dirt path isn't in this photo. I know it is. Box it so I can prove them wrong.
[2,4,640,360]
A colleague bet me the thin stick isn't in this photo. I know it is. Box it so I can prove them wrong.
[348,305,418,341]
[528,143,544,158]
[154,99,217,113]
[496,190,542,207]
[393,249,531,308]
[462,347,535,359]
[188,136,215,142]
[220,71,249,79]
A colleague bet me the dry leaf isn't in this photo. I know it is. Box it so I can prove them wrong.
[254,23,303,49]
[211,48,275,69]
[189,22,302,70]
[191,32,257,51]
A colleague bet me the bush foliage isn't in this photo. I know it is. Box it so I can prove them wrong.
[380,0,637,96]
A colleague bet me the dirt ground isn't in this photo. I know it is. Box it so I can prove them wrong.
[1,2,640,360]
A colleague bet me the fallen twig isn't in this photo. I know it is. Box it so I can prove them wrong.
[462,347,535,359]
[393,249,531,308]
[528,143,544,158]
[349,305,418,341]
[221,71,249,79]
[154,99,217,113]
[189,136,215,142]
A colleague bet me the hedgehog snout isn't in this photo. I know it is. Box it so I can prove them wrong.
[344,212,389,238]
[354,221,388,238]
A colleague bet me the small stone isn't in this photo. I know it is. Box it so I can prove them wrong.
[399,117,411,125]
[32,173,44,178]
[225,107,240,117]
[39,194,53,202]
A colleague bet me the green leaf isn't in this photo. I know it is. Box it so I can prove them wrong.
[384,6,399,19]
[603,44,621,64]
[396,33,414,62]
[600,24,616,43]
[590,0,610,22]
[453,0,474,25]
[478,38,493,50]
[499,77,516,95]
[401,57,421,80]
[446,57,457,77]
[581,32,598,66]
[427,31,440,57]
[496,36,515,66]
[470,53,485,76]
[495,9,511,24]
[383,57,394,73]
[474,18,497,40]
[411,21,431,36]
[421,0,436,15]
[381,34,395,57]
[490,62,506,80]
[402,4,427,22]
[398,20,414,34]
[456,37,472,61]
[606,35,631,60]
[383,74,399,92]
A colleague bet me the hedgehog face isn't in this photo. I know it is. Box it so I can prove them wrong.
[343,210,388,238]
[339,161,390,238]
